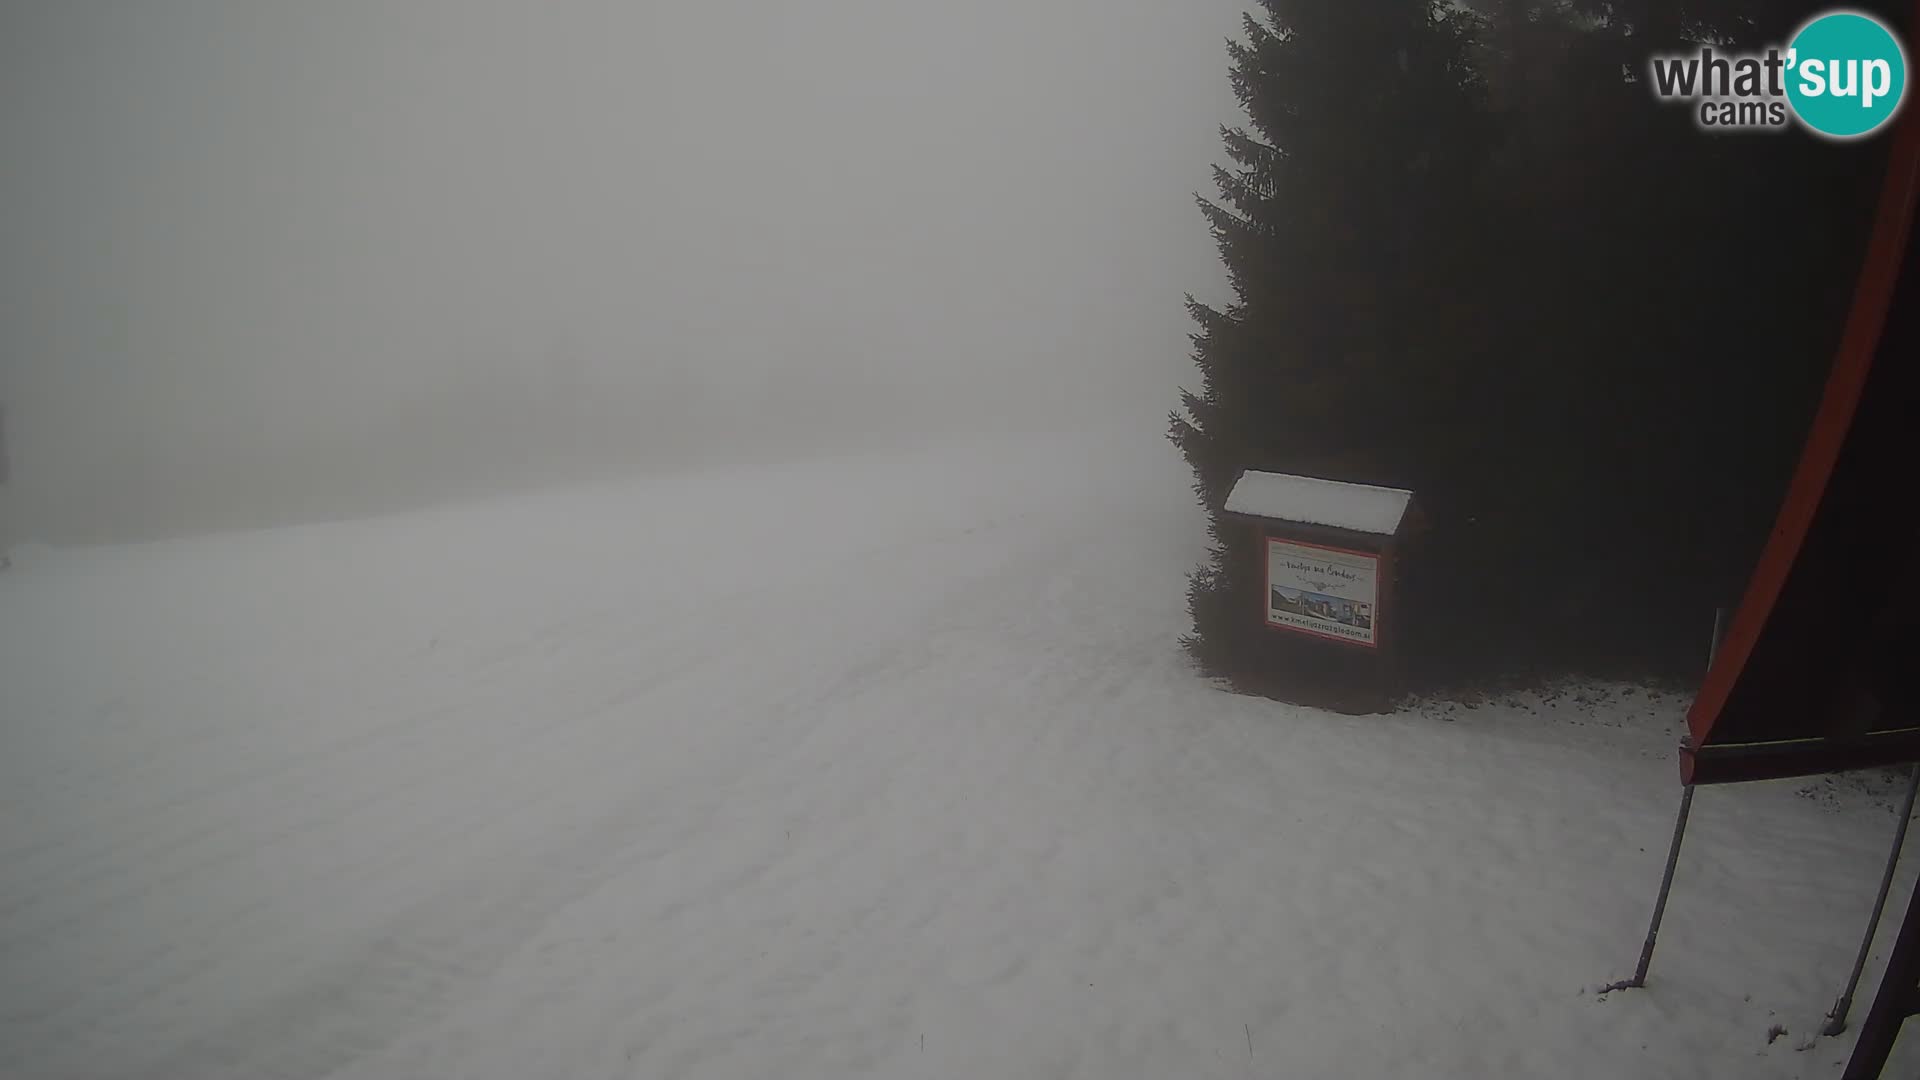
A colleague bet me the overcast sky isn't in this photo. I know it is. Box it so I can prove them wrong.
[2,0,1244,540]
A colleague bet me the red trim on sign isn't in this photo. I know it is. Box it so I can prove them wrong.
[1681,77,1920,784]
[1377,543,1394,656]
[1262,532,1381,650]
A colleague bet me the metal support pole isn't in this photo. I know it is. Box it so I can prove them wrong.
[1599,779,1698,994]
[1841,865,1920,1080]
[1823,762,1920,1037]
[1622,784,1696,988]
[1601,608,1721,994]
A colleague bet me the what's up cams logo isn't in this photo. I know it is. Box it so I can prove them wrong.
[1649,9,1909,139]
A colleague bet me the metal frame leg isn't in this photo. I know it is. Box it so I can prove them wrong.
[1842,862,1920,1079]
[1825,763,1920,1036]
[1632,783,1696,987]
[1601,783,1697,994]
[1600,611,1719,994]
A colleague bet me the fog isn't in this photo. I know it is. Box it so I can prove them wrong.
[1,0,1242,543]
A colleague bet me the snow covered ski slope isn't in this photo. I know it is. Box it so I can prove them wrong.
[1,431,1915,1079]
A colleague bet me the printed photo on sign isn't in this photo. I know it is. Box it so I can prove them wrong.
[1265,538,1379,647]
[1271,587,1373,630]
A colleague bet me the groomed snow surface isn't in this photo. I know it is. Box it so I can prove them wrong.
[2,431,1916,1079]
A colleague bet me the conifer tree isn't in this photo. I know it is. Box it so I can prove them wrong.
[1169,1,1487,679]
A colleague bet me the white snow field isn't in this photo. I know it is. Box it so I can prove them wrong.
[2,430,1916,1080]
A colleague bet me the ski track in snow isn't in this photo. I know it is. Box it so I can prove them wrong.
[1,431,1916,1079]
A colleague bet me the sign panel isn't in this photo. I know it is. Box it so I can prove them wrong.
[1264,536,1379,648]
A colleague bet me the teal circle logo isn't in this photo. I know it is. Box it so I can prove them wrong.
[1786,11,1908,139]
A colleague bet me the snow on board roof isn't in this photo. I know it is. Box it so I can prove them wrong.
[1222,470,1412,536]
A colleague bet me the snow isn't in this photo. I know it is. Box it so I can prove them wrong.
[1223,470,1413,536]
[2,430,1916,1080]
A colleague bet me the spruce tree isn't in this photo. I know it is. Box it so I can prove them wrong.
[1169,1,1488,684]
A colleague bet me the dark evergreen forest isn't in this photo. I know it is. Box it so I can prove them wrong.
[1170,0,1909,699]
